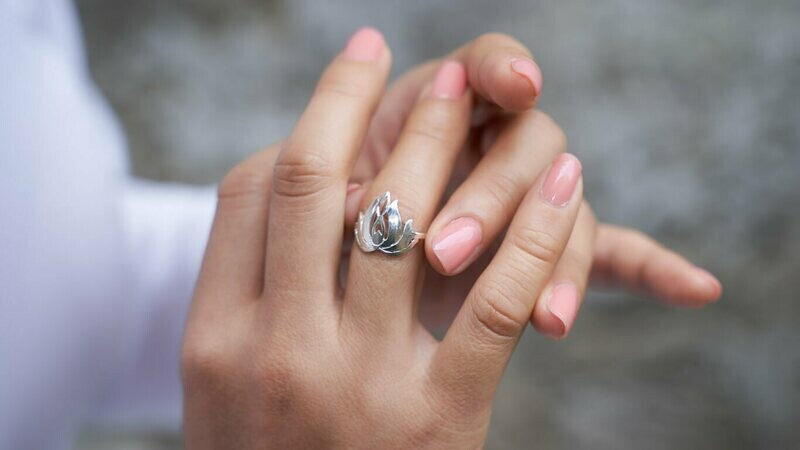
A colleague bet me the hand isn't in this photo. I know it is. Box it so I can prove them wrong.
[344,32,722,338]
[183,28,585,448]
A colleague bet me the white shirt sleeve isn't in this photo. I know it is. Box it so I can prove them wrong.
[0,1,216,447]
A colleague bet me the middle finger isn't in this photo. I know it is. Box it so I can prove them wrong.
[425,110,567,275]
[264,28,390,313]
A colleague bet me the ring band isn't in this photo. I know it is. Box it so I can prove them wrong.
[354,191,425,255]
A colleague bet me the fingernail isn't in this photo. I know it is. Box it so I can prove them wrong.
[694,268,723,299]
[510,57,543,96]
[546,283,579,339]
[346,182,362,194]
[432,217,482,273]
[430,61,467,100]
[540,154,582,207]
[343,27,384,61]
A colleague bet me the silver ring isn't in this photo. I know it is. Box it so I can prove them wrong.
[355,191,425,255]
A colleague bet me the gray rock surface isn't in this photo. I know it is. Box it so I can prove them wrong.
[75,0,800,448]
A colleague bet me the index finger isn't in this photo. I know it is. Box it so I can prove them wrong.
[452,32,542,111]
[264,28,391,302]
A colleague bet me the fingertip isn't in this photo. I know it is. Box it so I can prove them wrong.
[342,27,386,62]
[430,60,468,100]
[531,311,567,340]
[532,283,580,340]
[654,263,722,307]
[479,53,541,111]
[510,57,543,97]
[692,268,723,302]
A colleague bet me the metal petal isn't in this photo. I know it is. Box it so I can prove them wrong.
[366,195,383,246]
[355,212,376,252]
[383,219,415,254]
[380,199,402,249]
[370,216,385,245]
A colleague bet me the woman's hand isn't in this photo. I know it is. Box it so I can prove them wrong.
[182,28,584,448]
[346,32,722,338]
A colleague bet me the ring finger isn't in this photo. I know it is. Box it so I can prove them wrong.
[343,61,472,338]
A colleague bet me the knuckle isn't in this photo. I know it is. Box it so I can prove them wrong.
[625,228,651,245]
[482,171,520,207]
[405,106,460,145]
[475,32,527,53]
[272,144,335,200]
[476,32,509,44]
[181,334,232,386]
[470,279,529,340]
[316,79,366,100]
[316,66,373,101]
[509,224,563,267]
[522,110,567,152]
[404,124,449,144]
[258,355,303,415]
[217,163,271,209]
[560,245,591,272]
[260,354,294,387]
[216,144,280,211]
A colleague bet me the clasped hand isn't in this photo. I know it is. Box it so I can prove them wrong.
[182,28,720,448]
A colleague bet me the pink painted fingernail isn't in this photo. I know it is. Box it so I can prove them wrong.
[547,283,579,339]
[432,217,482,273]
[540,153,582,207]
[510,57,543,96]
[343,27,385,61]
[430,61,467,100]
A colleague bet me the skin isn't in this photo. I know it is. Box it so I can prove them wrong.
[219,32,720,338]
[182,30,722,448]
[348,33,721,337]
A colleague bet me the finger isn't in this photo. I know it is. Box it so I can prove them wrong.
[592,224,723,306]
[360,33,543,169]
[432,154,583,410]
[530,201,597,339]
[264,28,391,305]
[190,145,280,318]
[424,111,566,275]
[357,62,439,176]
[343,61,472,336]
[344,181,368,228]
[455,32,542,111]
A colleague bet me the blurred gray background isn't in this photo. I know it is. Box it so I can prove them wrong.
[74,0,800,448]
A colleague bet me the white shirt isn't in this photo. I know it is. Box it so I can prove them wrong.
[0,1,216,447]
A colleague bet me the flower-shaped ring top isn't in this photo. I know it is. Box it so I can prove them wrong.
[354,192,425,255]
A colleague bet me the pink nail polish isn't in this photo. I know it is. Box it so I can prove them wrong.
[343,27,384,61]
[547,283,579,339]
[510,58,543,96]
[540,154,582,207]
[430,61,467,100]
[432,217,482,273]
